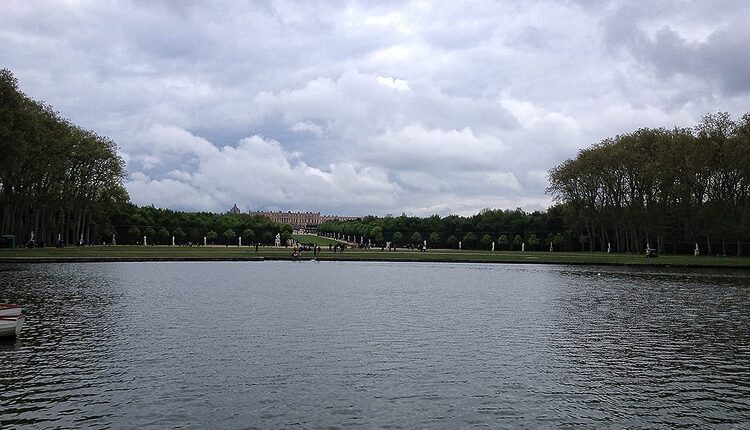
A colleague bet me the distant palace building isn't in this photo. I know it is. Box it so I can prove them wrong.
[228,203,241,214]
[248,210,359,228]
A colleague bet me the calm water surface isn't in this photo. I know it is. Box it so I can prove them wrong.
[1,261,749,429]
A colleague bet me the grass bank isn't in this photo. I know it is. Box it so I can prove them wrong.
[291,234,340,246]
[1,245,749,268]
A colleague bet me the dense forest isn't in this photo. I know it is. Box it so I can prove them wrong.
[548,113,750,256]
[0,69,128,246]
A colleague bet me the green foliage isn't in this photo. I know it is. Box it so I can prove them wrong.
[447,235,458,248]
[317,207,572,253]
[0,69,128,244]
[370,226,384,243]
[223,229,236,244]
[548,113,750,255]
[157,227,170,244]
[513,235,523,250]
[463,232,477,249]
[174,228,186,242]
[553,233,565,246]
[528,233,540,249]
[411,231,422,245]
[481,234,493,249]
[242,228,254,243]
[128,227,141,244]
[207,230,218,243]
[498,234,509,250]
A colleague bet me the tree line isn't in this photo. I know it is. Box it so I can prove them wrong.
[109,204,292,246]
[0,69,291,247]
[4,66,748,255]
[318,207,571,250]
[548,112,750,256]
[0,69,128,246]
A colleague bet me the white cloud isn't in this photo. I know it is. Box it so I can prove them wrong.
[4,0,750,216]
[377,76,410,91]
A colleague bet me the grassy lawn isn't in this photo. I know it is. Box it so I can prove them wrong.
[1,245,749,268]
[292,234,340,246]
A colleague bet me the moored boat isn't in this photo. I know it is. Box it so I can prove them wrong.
[0,304,22,317]
[0,304,25,337]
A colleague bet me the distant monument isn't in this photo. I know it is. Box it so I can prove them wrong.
[228,203,241,214]
[274,233,281,247]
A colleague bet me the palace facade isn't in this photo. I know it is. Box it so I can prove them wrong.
[248,210,359,228]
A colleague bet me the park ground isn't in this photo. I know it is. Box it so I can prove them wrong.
[1,241,750,268]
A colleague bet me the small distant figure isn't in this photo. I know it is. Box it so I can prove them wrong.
[694,243,700,256]
[645,243,658,258]
[607,242,611,253]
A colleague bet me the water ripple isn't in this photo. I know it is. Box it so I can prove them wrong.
[1,262,749,429]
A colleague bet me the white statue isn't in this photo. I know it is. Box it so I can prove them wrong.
[607,242,611,253]
[694,243,700,256]
[492,242,495,251]
[143,235,147,246]
[459,241,462,250]
[172,235,175,246]
[550,242,553,252]
[204,236,207,246]
[521,242,525,252]
[239,236,242,247]
[274,233,281,247]
[112,234,116,245]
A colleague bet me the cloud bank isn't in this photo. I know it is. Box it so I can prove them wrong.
[3,0,750,215]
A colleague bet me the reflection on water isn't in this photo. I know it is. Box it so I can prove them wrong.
[1,262,749,429]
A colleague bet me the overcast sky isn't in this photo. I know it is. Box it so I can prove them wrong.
[3,0,750,216]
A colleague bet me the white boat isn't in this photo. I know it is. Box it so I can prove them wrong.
[0,304,25,337]
[0,304,22,317]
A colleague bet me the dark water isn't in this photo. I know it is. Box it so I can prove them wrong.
[1,262,749,429]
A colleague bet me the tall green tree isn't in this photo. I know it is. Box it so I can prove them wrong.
[429,232,440,247]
